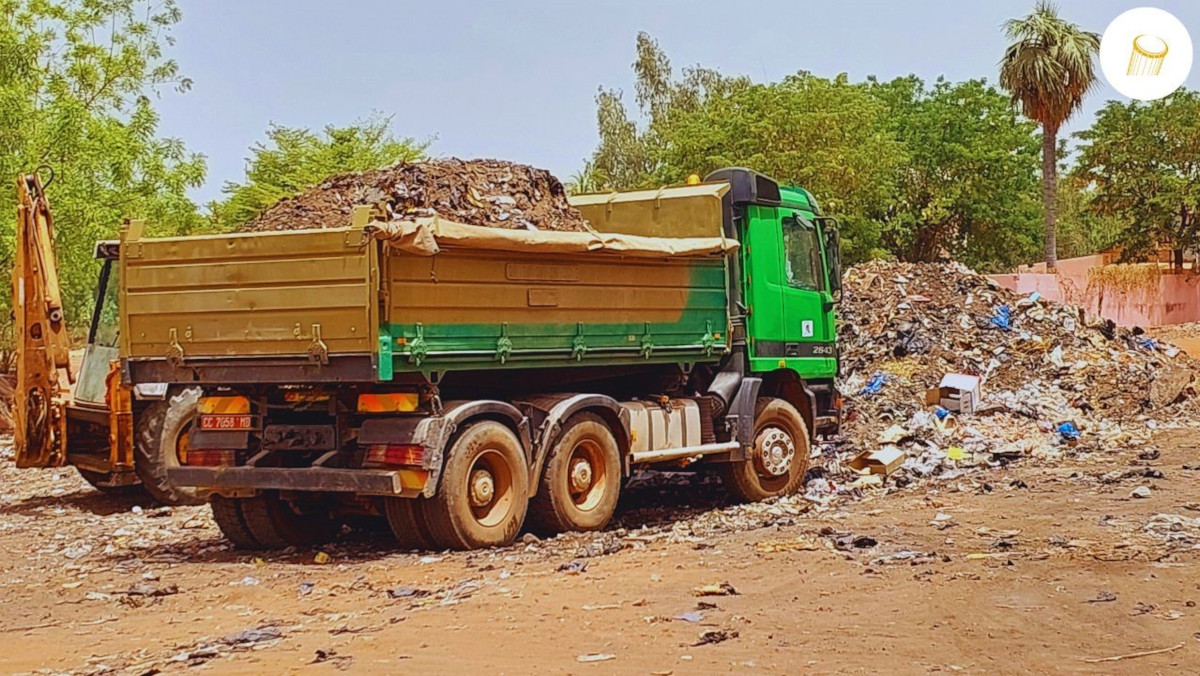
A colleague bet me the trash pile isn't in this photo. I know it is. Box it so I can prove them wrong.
[239,158,589,233]
[828,260,1197,489]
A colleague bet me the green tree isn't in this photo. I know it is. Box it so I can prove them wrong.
[999,1,1099,270]
[565,159,606,195]
[589,35,1045,270]
[652,72,904,261]
[213,114,430,227]
[868,76,1043,271]
[1055,173,1124,259]
[592,32,749,191]
[1074,91,1200,269]
[0,0,206,336]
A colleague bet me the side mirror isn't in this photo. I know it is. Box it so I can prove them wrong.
[819,218,843,302]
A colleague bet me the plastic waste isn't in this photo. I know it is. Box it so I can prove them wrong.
[860,372,887,396]
[1056,421,1081,442]
[990,305,1013,331]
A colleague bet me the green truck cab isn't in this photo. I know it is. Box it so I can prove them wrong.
[111,167,841,551]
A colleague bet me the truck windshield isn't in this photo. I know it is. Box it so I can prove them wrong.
[782,216,825,292]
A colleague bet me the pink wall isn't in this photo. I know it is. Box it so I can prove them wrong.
[990,267,1200,327]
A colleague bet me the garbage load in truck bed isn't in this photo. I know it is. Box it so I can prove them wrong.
[120,182,737,383]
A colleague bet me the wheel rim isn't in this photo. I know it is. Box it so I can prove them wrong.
[465,448,515,528]
[566,438,608,512]
[753,425,796,478]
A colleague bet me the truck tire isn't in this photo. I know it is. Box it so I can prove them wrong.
[240,492,339,549]
[383,497,438,550]
[134,387,205,506]
[527,413,621,535]
[209,495,265,549]
[420,420,529,550]
[719,397,810,502]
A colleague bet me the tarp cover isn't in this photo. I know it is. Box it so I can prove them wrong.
[367,216,738,258]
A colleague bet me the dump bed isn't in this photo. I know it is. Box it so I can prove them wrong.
[121,227,378,367]
[121,183,733,383]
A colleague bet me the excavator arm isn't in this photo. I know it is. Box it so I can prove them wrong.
[13,172,74,467]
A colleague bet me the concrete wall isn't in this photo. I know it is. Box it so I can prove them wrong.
[990,265,1200,327]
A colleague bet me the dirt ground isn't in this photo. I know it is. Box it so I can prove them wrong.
[2,432,1199,676]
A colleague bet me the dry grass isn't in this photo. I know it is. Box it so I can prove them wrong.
[1086,264,1163,294]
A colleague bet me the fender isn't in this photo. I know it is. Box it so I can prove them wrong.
[521,393,630,493]
[725,376,762,455]
[358,399,531,499]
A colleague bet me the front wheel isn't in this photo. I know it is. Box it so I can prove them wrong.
[420,421,529,550]
[134,387,205,506]
[719,397,810,502]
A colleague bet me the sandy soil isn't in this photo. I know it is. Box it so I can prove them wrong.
[1,432,1199,676]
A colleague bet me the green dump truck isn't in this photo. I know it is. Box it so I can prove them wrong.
[120,168,841,550]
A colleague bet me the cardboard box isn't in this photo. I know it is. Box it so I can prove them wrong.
[925,373,982,414]
[847,446,906,475]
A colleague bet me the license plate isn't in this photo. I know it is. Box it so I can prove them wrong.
[200,414,253,430]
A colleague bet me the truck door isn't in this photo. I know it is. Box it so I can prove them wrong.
[778,210,835,360]
[742,204,836,374]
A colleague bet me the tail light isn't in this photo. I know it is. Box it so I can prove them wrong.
[183,449,235,467]
[364,444,425,467]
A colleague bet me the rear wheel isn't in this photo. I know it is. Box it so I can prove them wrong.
[719,397,810,502]
[383,497,438,550]
[421,421,528,550]
[527,413,621,535]
[240,492,340,549]
[209,494,265,549]
[134,387,205,506]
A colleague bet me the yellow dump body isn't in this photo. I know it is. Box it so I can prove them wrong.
[121,227,379,362]
[121,183,733,382]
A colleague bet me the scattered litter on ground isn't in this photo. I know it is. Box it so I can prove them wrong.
[692,583,738,597]
[577,653,617,663]
[693,629,739,646]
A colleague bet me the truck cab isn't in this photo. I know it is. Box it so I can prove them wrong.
[704,168,841,436]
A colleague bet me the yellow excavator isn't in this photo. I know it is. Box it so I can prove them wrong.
[11,172,201,505]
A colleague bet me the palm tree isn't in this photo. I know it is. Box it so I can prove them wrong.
[1000,2,1099,271]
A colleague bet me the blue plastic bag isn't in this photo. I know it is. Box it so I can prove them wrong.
[860,373,887,396]
[1134,336,1159,351]
[990,305,1013,331]
[1057,421,1081,442]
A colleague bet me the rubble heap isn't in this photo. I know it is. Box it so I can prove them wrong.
[829,260,1196,484]
[239,158,589,233]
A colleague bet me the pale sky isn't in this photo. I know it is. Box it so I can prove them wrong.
[153,0,1200,205]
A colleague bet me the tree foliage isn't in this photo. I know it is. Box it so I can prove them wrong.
[1075,91,1200,266]
[590,35,1044,271]
[0,0,206,335]
[869,76,1042,271]
[212,114,430,227]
